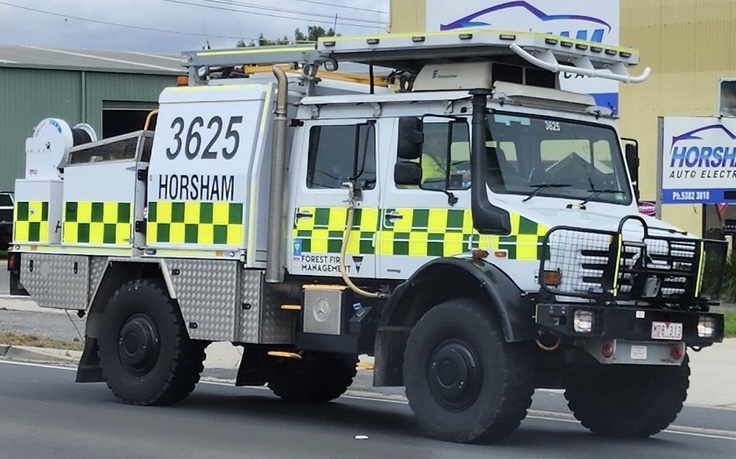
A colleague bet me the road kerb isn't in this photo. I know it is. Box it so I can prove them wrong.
[0,344,81,363]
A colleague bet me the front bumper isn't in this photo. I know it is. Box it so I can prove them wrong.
[536,304,724,348]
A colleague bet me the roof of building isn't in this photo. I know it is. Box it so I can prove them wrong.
[0,45,184,74]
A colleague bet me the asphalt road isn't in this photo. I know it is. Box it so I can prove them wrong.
[0,267,8,295]
[1,361,735,459]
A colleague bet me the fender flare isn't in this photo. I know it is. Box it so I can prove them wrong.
[380,257,537,342]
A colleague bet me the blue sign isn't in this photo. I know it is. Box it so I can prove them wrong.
[426,0,621,112]
[661,118,736,204]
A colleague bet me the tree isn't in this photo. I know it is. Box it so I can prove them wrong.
[237,33,290,48]
[294,25,336,43]
[236,25,337,47]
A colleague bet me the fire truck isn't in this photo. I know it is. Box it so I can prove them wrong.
[7,30,726,443]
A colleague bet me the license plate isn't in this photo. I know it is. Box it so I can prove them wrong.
[651,321,683,340]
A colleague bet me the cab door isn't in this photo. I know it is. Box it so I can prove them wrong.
[378,117,473,279]
[288,119,380,278]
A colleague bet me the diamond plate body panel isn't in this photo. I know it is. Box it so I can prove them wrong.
[88,257,108,304]
[21,254,89,310]
[238,269,295,344]
[167,259,239,341]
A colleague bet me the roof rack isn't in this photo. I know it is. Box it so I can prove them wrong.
[180,29,649,87]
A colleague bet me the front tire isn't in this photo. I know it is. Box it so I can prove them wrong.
[565,357,690,438]
[98,279,207,406]
[403,299,535,443]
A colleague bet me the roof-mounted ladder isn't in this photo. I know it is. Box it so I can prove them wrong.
[180,29,650,88]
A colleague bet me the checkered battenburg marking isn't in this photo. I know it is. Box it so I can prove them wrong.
[292,207,549,260]
[14,201,49,243]
[294,207,377,255]
[147,201,244,246]
[63,201,132,245]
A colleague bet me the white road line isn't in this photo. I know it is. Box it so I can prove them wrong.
[3,360,736,442]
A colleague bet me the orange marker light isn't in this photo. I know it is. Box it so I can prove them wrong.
[542,270,562,286]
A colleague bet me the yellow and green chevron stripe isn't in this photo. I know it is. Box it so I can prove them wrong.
[379,208,474,257]
[293,207,378,254]
[293,207,549,260]
[147,201,243,245]
[64,201,131,245]
[482,212,549,260]
[380,208,548,260]
[14,201,49,243]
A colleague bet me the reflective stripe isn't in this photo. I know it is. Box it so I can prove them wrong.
[148,201,243,245]
[293,207,548,260]
[14,201,49,243]
[63,201,131,245]
[293,207,378,255]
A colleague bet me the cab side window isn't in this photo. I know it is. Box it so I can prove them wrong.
[306,123,376,190]
[396,120,470,190]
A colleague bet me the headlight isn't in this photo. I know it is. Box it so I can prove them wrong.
[698,316,717,338]
[573,309,595,333]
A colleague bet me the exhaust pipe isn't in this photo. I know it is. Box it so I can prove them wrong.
[266,66,289,283]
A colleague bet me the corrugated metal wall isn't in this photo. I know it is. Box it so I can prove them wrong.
[0,68,81,190]
[84,72,176,130]
[620,0,736,236]
[0,68,176,190]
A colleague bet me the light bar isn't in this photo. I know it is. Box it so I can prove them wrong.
[177,28,650,85]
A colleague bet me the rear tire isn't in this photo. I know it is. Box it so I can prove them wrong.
[268,351,357,403]
[403,298,535,443]
[98,279,207,406]
[565,357,690,438]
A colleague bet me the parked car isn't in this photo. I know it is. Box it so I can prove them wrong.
[0,191,13,250]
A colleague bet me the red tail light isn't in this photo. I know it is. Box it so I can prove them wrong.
[671,345,684,361]
[601,342,614,359]
[7,252,17,270]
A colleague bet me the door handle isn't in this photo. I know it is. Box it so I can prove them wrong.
[384,211,403,221]
[296,210,313,219]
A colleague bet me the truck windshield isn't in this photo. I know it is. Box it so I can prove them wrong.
[485,113,632,205]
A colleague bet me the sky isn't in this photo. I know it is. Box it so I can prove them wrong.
[0,0,391,53]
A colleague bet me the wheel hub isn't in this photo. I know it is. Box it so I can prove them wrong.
[427,339,482,412]
[117,314,160,376]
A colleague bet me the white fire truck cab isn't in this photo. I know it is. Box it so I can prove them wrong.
[7,29,727,443]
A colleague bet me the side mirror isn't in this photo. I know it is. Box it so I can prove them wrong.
[625,142,640,200]
[398,117,424,160]
[394,162,422,186]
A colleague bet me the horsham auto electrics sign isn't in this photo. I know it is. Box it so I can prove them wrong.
[661,117,736,204]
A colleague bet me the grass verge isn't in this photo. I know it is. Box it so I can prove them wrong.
[725,311,736,338]
[0,331,83,351]
[0,250,7,260]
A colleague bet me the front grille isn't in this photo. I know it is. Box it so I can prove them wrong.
[539,217,724,307]
[545,229,616,296]
[616,238,698,300]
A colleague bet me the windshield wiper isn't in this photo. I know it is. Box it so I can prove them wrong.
[568,189,626,208]
[522,183,571,202]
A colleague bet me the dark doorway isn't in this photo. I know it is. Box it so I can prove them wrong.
[102,105,157,138]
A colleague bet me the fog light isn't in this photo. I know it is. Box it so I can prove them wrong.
[573,310,594,333]
[698,316,717,338]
